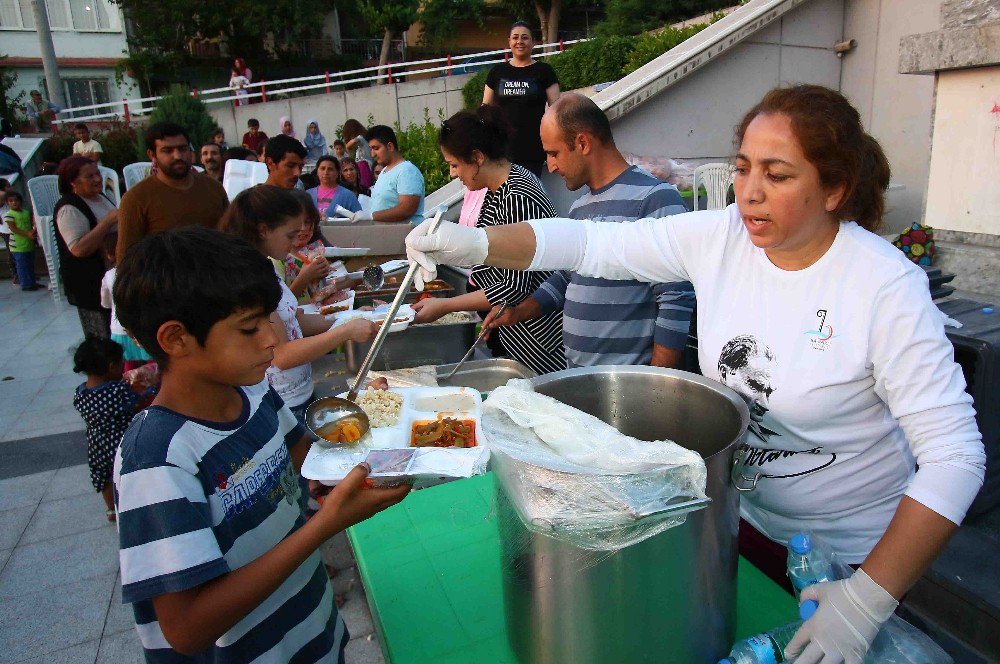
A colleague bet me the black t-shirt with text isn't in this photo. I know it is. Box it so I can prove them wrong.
[486,61,559,165]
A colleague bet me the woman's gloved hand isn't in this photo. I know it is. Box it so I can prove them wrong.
[350,210,373,222]
[405,220,489,290]
[785,569,898,664]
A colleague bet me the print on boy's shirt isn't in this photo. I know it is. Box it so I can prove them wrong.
[218,443,299,519]
[717,334,781,444]
[499,79,539,98]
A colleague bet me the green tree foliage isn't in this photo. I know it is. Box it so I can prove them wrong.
[599,0,731,37]
[143,86,218,156]
[622,23,709,74]
[0,53,26,131]
[548,36,637,90]
[394,109,450,193]
[111,0,335,78]
[358,0,421,69]
[418,0,486,50]
[462,70,489,110]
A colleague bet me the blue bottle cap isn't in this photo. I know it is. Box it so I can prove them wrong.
[799,600,819,620]
[983,307,994,314]
[718,660,734,664]
[789,532,813,555]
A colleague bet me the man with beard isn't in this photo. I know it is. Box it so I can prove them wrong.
[117,123,228,261]
[199,142,223,181]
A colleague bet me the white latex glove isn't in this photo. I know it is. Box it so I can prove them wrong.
[350,210,373,223]
[785,569,898,664]
[405,219,489,290]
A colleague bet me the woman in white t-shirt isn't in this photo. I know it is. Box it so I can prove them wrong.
[405,86,987,664]
[221,185,377,421]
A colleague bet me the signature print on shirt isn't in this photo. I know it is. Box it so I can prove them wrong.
[720,334,838,484]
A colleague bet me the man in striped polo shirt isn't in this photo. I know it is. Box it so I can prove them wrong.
[488,93,695,368]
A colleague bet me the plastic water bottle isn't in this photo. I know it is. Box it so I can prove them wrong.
[719,602,818,664]
[787,532,835,596]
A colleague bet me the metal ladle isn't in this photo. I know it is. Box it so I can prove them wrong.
[347,205,448,401]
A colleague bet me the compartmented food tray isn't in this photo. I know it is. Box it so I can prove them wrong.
[301,386,489,486]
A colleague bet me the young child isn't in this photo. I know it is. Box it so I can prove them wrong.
[2,191,41,291]
[332,139,347,159]
[100,232,153,371]
[220,185,378,423]
[72,338,145,522]
[0,178,16,285]
[112,226,409,660]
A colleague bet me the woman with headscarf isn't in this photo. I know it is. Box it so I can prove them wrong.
[338,156,371,198]
[303,120,327,162]
[342,119,374,188]
[279,116,296,139]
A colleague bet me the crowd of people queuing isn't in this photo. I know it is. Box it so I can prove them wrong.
[0,18,986,664]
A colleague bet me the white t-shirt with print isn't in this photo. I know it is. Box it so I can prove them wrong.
[265,270,314,409]
[528,205,985,562]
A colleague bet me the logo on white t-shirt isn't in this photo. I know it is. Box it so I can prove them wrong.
[717,334,781,444]
[804,309,836,351]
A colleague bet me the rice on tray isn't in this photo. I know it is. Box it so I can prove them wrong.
[356,388,403,427]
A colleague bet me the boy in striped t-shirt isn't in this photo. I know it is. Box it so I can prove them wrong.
[112,227,408,662]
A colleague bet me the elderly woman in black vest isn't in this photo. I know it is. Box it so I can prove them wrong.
[54,156,118,338]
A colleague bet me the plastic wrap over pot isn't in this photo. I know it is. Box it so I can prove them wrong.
[482,380,709,551]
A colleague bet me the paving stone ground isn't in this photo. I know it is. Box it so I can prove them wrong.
[0,281,384,663]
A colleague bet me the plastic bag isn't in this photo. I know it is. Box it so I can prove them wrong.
[789,531,953,664]
[622,153,698,190]
[483,380,708,551]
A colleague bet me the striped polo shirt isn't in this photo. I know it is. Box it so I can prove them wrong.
[533,166,695,367]
[114,381,347,663]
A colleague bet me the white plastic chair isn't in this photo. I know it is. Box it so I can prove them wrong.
[692,163,736,211]
[123,162,153,191]
[222,159,268,200]
[98,165,121,205]
[26,175,63,301]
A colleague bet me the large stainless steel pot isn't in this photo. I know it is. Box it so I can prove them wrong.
[495,366,750,664]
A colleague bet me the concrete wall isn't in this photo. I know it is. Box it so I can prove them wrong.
[840,0,940,231]
[611,0,844,161]
[209,73,474,149]
[607,0,942,231]
[924,67,1000,236]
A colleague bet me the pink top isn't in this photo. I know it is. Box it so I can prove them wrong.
[458,187,488,228]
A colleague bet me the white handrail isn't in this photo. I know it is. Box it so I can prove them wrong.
[52,38,588,124]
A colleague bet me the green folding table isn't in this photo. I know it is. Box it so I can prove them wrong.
[348,473,799,663]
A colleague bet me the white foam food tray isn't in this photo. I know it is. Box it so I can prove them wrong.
[299,290,357,323]
[301,386,489,488]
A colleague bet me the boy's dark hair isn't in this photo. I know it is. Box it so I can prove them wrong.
[333,139,346,148]
[213,128,224,138]
[223,146,256,162]
[364,125,398,151]
[4,190,22,203]
[220,184,304,248]
[0,178,10,189]
[145,122,190,152]
[73,338,123,375]
[114,226,281,365]
[74,123,88,132]
[248,118,260,129]
[265,135,306,165]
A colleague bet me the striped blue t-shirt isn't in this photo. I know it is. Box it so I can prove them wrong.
[114,380,347,663]
[533,166,695,367]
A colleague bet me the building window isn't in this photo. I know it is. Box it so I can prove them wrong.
[0,0,116,30]
[63,78,111,115]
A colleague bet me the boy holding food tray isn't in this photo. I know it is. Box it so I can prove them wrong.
[111,226,409,661]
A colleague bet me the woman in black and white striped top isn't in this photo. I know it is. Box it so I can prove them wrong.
[411,106,566,375]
